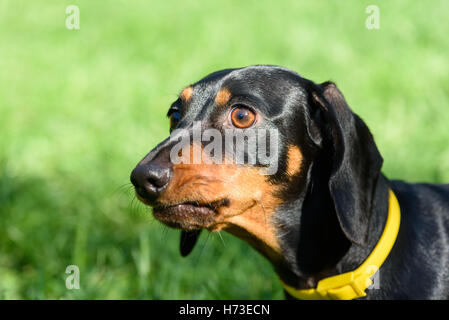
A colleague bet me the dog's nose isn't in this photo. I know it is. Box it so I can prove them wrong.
[130,162,171,202]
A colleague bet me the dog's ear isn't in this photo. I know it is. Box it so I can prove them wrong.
[180,230,202,257]
[309,82,383,245]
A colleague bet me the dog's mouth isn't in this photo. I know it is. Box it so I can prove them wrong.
[152,198,230,230]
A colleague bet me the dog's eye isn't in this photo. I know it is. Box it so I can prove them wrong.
[169,111,181,132]
[230,106,256,128]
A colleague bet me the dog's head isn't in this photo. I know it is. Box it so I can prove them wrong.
[130,65,383,274]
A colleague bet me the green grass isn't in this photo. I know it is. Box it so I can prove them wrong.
[0,0,448,299]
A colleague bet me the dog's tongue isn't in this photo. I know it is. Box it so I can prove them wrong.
[180,230,202,257]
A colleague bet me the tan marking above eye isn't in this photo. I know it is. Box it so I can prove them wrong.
[215,87,232,106]
[286,145,303,177]
[180,86,193,101]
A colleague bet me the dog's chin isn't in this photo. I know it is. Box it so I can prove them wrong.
[151,199,230,231]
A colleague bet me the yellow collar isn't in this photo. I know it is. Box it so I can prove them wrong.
[280,189,401,300]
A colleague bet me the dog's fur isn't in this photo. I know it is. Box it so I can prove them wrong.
[131,65,449,299]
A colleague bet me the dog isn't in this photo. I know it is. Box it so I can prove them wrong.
[130,65,449,299]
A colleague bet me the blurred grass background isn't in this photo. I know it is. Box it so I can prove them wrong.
[0,0,448,299]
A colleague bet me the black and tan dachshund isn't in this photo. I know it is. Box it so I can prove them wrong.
[130,65,449,299]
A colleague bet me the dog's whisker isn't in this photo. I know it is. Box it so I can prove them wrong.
[255,198,268,227]
[217,231,226,247]
[160,225,169,242]
[194,231,211,266]
[109,183,136,208]
[132,195,146,215]
[112,182,134,196]
[129,195,137,214]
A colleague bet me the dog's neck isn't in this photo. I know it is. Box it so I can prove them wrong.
[273,174,391,291]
